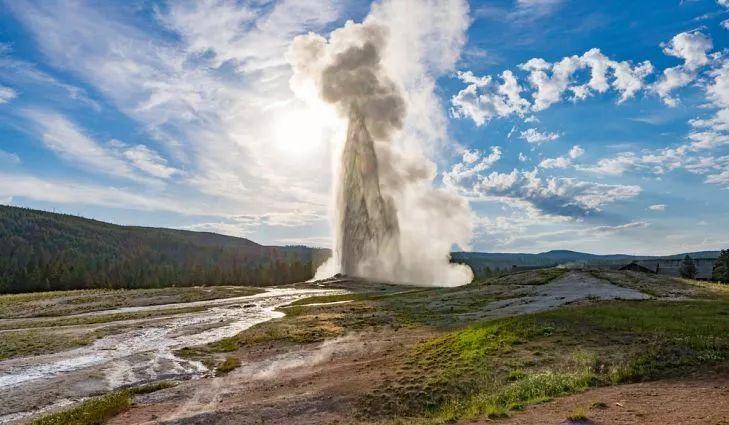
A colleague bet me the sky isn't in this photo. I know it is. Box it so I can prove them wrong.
[0,0,728,255]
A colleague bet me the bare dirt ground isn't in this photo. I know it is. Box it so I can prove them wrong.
[107,328,429,425]
[473,370,729,425]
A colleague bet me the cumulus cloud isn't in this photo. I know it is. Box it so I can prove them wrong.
[444,150,641,219]
[450,70,529,125]
[576,51,729,188]
[451,47,653,124]
[520,128,560,144]
[652,31,713,106]
[539,145,583,169]
[443,146,502,187]
[452,30,718,126]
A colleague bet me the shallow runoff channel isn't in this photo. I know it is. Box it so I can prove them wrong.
[0,287,345,424]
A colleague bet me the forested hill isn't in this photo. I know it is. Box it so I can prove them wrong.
[0,205,330,293]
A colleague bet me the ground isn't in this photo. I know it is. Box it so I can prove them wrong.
[4,269,729,425]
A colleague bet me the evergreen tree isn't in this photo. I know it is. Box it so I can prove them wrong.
[679,254,697,279]
[0,205,329,293]
[713,249,729,283]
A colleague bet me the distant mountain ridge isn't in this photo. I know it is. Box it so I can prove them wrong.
[452,249,721,277]
[0,205,329,293]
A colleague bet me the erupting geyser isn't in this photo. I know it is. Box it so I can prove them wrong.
[339,105,401,277]
[288,11,474,286]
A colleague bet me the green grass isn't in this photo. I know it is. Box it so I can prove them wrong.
[0,286,262,319]
[566,406,589,422]
[0,330,95,360]
[360,298,729,423]
[29,382,176,425]
[475,268,567,286]
[215,356,241,376]
[289,293,367,306]
[0,305,209,331]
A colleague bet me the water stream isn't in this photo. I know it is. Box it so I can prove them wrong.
[0,287,343,423]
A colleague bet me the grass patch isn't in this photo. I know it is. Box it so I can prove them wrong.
[0,286,262,319]
[0,305,209,331]
[215,356,241,376]
[588,269,728,299]
[360,298,729,423]
[590,401,608,409]
[567,406,589,422]
[29,382,176,425]
[0,330,96,360]
[289,293,366,306]
[475,268,567,286]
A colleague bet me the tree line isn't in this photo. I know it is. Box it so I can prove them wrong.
[0,205,330,293]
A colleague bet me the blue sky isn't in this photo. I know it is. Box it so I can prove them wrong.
[0,0,728,255]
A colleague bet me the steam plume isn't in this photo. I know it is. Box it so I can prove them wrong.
[288,2,473,286]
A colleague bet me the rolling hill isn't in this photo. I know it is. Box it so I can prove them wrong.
[452,249,721,278]
[0,205,329,293]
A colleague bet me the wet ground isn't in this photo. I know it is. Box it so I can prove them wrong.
[0,287,344,424]
[5,270,727,424]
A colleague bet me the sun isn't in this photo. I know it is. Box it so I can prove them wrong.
[270,104,339,156]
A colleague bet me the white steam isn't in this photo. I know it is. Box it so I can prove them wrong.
[289,0,473,286]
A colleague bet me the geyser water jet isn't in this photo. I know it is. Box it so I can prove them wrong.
[338,105,400,277]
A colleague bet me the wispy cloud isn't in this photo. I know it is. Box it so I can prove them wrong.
[0,148,20,164]
[23,109,173,184]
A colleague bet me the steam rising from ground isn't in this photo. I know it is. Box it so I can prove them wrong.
[288,0,473,286]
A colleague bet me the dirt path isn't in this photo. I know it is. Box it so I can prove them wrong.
[470,372,729,424]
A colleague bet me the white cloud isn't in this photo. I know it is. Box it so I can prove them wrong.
[6,0,344,224]
[0,85,17,103]
[444,149,640,219]
[24,110,176,184]
[450,70,530,125]
[578,152,640,175]
[652,31,713,106]
[0,35,99,110]
[108,140,178,179]
[539,145,583,169]
[451,47,653,123]
[649,204,666,211]
[520,128,560,144]
[0,149,20,164]
[0,172,186,213]
[443,146,502,187]
[662,31,713,70]
[452,30,717,126]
